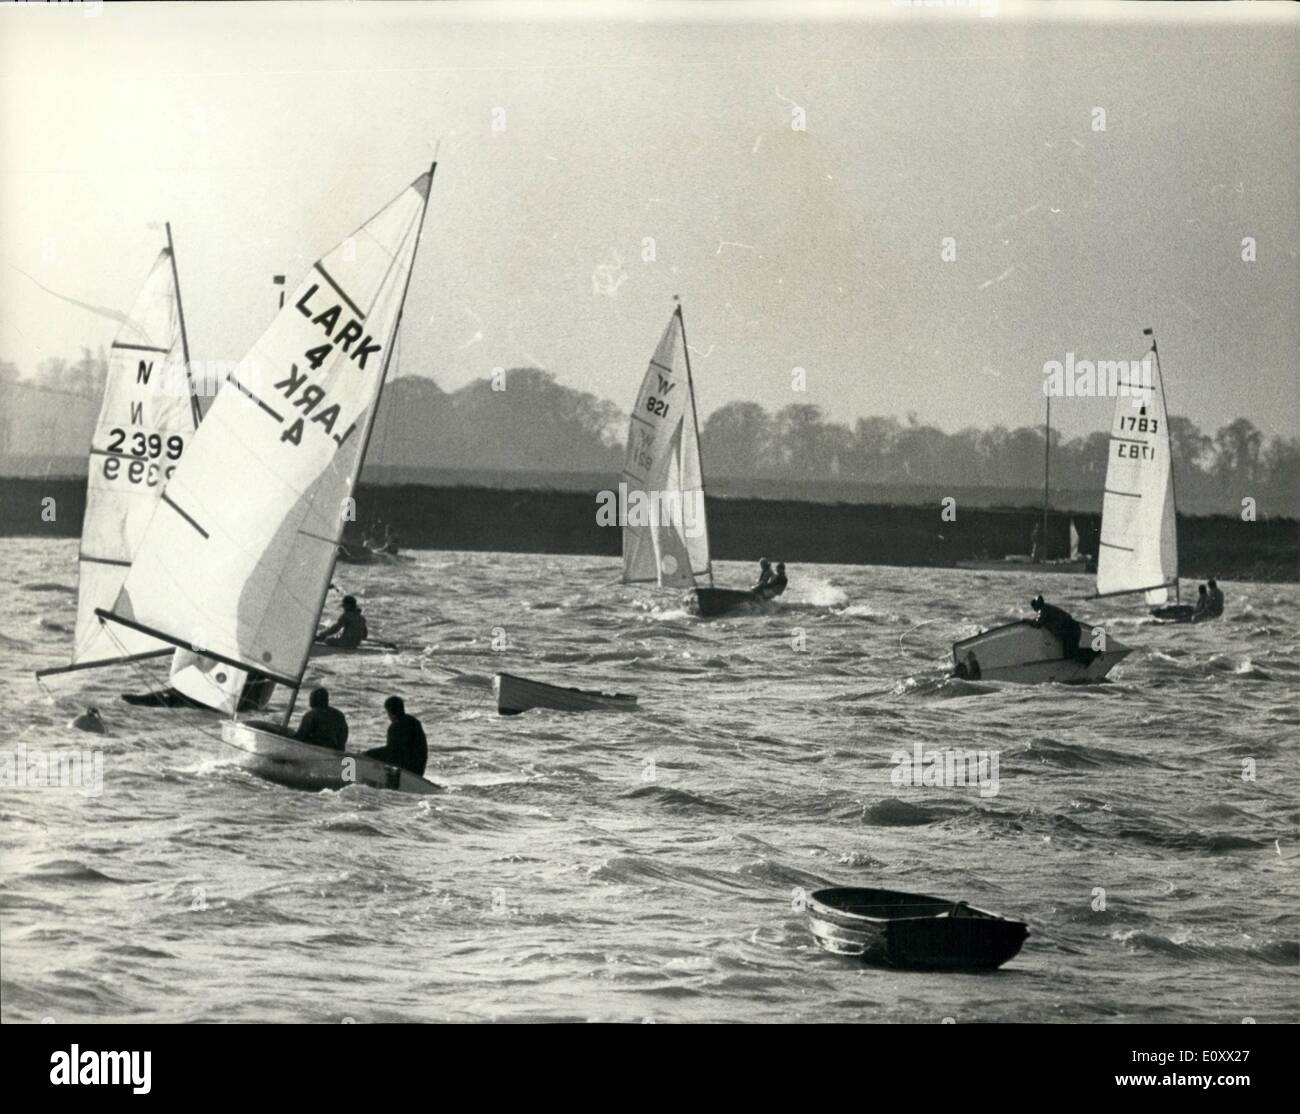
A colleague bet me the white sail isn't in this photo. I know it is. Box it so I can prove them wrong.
[621,308,711,588]
[103,170,433,687]
[1096,349,1177,605]
[167,649,272,716]
[61,247,197,673]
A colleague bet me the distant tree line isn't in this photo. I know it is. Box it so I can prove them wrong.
[3,354,1296,515]
[700,401,1299,514]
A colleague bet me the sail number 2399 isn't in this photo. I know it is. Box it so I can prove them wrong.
[101,428,185,487]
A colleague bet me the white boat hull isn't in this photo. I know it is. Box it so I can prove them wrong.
[221,720,441,795]
[952,620,1131,684]
[493,672,638,716]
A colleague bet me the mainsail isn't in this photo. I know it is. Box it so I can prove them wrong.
[100,168,434,695]
[40,236,199,677]
[1095,336,1177,605]
[621,306,711,588]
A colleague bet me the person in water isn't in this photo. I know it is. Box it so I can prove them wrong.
[752,558,774,593]
[1206,579,1225,618]
[759,561,789,599]
[295,687,349,752]
[364,695,428,776]
[1030,595,1095,663]
[316,595,368,649]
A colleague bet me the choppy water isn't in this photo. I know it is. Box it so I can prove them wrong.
[3,539,1297,1023]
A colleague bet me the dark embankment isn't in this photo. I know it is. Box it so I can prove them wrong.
[4,477,1295,582]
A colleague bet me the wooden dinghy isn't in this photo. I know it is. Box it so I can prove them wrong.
[493,672,639,716]
[952,620,1131,684]
[807,887,1028,972]
[221,720,441,795]
[1150,603,1197,623]
[309,640,405,658]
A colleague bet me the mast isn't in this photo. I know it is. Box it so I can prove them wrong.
[279,161,438,728]
[165,222,202,429]
[1041,393,1051,561]
[673,297,713,586]
[1145,326,1179,604]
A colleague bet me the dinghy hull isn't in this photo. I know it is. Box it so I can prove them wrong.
[493,672,638,716]
[221,721,441,795]
[694,586,769,617]
[952,620,1130,684]
[808,887,1027,971]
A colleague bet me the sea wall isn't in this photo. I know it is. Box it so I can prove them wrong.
[4,478,1294,582]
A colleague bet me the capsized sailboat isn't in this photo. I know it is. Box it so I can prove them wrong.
[36,226,202,682]
[97,166,441,794]
[621,302,763,618]
[1093,328,1189,620]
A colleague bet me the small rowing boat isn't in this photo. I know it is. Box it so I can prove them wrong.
[493,672,638,716]
[222,720,441,794]
[807,887,1028,971]
[952,619,1131,684]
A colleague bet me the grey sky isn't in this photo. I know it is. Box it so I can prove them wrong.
[2,1,1296,442]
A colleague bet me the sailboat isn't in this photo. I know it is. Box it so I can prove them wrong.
[956,396,1090,574]
[621,301,761,618]
[96,166,441,794]
[36,226,203,684]
[1094,327,1188,620]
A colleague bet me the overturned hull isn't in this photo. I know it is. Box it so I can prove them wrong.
[494,672,638,716]
[952,620,1131,684]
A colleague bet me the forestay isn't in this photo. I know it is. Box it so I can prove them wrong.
[103,170,433,687]
[1095,346,1176,605]
[621,307,711,588]
[66,247,197,672]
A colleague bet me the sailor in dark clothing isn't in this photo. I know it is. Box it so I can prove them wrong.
[752,558,774,593]
[1030,595,1094,663]
[1192,583,1210,619]
[316,594,368,649]
[766,561,788,598]
[1206,579,1225,618]
[295,687,349,752]
[364,695,428,776]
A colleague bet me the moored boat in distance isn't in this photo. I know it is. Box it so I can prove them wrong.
[222,720,441,795]
[493,672,638,716]
[807,887,1028,972]
[952,620,1131,684]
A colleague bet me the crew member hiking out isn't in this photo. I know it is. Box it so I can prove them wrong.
[316,595,368,649]
[364,695,428,776]
[294,687,349,751]
[752,558,774,593]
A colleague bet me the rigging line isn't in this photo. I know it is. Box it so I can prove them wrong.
[101,623,229,749]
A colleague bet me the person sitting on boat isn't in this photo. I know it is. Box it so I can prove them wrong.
[1030,595,1094,663]
[752,558,774,593]
[316,595,368,649]
[1191,583,1210,619]
[759,561,789,599]
[381,524,400,555]
[363,695,428,776]
[1206,579,1225,618]
[294,687,349,752]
